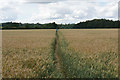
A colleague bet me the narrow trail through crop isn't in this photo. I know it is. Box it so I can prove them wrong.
[54,31,66,78]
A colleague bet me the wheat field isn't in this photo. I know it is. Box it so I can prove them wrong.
[58,29,118,78]
[60,29,118,54]
[2,29,119,78]
[2,29,61,78]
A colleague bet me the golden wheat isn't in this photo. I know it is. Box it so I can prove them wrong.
[59,29,118,78]
[2,29,56,78]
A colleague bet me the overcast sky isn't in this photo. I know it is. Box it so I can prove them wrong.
[0,0,119,24]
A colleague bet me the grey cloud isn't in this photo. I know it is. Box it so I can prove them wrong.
[24,0,64,3]
[24,0,94,4]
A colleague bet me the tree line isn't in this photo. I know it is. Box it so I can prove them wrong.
[1,19,120,29]
[2,22,57,29]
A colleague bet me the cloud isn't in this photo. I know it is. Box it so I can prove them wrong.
[0,0,119,23]
[118,1,120,20]
[0,0,20,22]
[96,2,118,20]
[22,0,64,4]
[0,7,18,21]
[31,1,118,23]
[22,0,96,4]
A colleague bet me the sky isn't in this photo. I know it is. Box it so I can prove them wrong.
[0,0,119,24]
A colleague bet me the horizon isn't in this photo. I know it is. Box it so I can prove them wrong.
[1,18,119,24]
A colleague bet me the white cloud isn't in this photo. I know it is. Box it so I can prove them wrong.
[0,0,21,22]
[96,2,118,20]
[0,0,119,23]
[30,1,118,23]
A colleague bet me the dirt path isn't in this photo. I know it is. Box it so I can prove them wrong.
[54,32,66,77]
